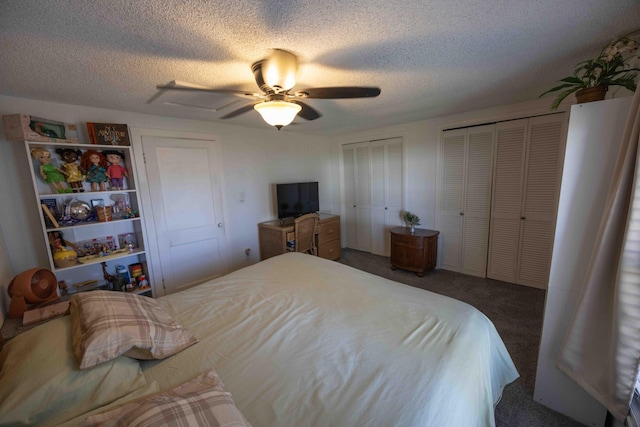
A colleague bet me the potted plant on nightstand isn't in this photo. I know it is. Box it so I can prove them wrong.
[403,211,421,234]
[540,29,640,109]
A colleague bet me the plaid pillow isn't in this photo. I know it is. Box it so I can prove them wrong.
[70,291,198,370]
[80,369,251,427]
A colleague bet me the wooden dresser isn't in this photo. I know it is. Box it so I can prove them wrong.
[389,227,439,276]
[258,214,341,261]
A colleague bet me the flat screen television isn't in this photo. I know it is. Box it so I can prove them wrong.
[276,182,319,219]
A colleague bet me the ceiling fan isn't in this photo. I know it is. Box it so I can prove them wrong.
[156,49,381,130]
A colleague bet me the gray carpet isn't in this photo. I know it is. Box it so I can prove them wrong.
[337,248,585,427]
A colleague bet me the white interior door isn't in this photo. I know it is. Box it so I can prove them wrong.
[141,135,228,296]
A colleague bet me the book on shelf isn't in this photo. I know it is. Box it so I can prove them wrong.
[40,199,60,228]
[86,122,130,146]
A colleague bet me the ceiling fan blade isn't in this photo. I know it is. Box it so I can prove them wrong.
[219,102,260,119]
[290,100,321,121]
[294,86,381,99]
[156,81,261,98]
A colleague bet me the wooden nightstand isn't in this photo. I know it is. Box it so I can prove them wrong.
[389,227,439,276]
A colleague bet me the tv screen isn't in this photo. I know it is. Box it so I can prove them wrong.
[276,182,319,219]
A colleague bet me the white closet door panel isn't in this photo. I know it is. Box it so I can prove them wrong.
[371,206,386,256]
[440,214,463,271]
[517,219,554,288]
[356,206,372,251]
[356,145,371,207]
[487,217,520,282]
[370,144,385,207]
[442,132,466,214]
[462,216,490,277]
[492,122,526,219]
[523,116,565,221]
[465,126,495,215]
[343,147,356,207]
[386,139,403,208]
[439,130,466,272]
[461,125,494,277]
[343,147,358,249]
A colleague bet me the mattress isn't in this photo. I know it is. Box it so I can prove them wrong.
[143,252,518,426]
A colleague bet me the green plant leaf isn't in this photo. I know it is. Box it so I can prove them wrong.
[550,87,580,110]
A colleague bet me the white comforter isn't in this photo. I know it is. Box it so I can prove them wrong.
[141,253,518,427]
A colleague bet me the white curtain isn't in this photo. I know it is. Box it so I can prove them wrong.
[558,89,640,420]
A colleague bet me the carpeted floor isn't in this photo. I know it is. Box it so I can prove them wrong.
[337,248,585,427]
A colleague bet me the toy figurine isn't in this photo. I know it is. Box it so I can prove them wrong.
[30,147,70,193]
[56,148,84,193]
[80,149,108,191]
[103,150,128,190]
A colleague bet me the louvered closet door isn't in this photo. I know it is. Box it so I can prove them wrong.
[487,120,527,283]
[516,115,565,287]
[461,126,495,277]
[439,129,466,271]
[370,138,403,256]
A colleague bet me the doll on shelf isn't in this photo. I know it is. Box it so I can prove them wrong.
[80,149,108,191]
[103,150,128,191]
[30,147,71,193]
[56,148,85,193]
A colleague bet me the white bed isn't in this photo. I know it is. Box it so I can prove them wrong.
[0,252,518,426]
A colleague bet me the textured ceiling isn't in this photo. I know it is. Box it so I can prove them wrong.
[0,1,639,136]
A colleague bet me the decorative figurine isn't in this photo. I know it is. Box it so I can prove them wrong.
[81,149,108,191]
[30,147,70,193]
[103,150,128,190]
[56,148,85,193]
[101,262,127,292]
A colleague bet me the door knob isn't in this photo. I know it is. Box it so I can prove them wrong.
[459,212,464,216]
[217,222,224,228]
[520,216,526,220]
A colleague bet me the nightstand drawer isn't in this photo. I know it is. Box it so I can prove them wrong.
[391,233,424,249]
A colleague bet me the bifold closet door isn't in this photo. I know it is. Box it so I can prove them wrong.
[439,125,495,277]
[487,114,566,288]
[343,138,403,256]
[370,138,403,256]
[343,142,371,252]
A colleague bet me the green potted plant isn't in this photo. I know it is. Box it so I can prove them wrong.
[403,211,421,233]
[540,30,640,110]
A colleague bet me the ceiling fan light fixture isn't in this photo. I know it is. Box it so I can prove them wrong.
[263,49,298,92]
[254,100,302,130]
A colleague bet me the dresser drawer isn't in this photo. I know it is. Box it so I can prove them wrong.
[318,218,340,244]
[391,233,424,249]
[318,238,341,260]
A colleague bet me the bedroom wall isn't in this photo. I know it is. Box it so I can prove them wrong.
[0,95,333,309]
